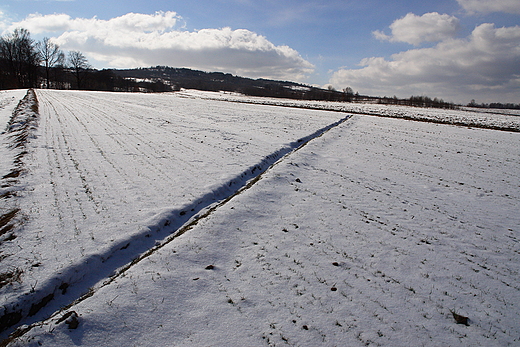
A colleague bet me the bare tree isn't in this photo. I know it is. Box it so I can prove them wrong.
[37,37,64,88]
[0,28,40,88]
[68,50,91,89]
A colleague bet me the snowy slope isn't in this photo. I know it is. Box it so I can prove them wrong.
[2,91,520,346]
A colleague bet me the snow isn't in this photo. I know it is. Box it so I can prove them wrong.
[0,90,31,181]
[1,90,520,346]
[0,91,29,129]
[178,89,520,132]
[0,89,345,335]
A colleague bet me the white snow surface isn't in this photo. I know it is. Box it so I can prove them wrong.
[0,90,29,128]
[0,90,30,180]
[179,89,520,131]
[1,90,520,346]
[0,89,346,334]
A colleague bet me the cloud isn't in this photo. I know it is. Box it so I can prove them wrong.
[373,12,460,45]
[7,12,183,34]
[0,10,10,31]
[330,23,520,103]
[6,12,314,81]
[457,0,520,14]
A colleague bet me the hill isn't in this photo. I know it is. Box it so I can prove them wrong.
[114,66,354,101]
[113,66,458,108]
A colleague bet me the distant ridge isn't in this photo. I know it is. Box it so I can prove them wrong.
[113,66,459,108]
[113,66,354,101]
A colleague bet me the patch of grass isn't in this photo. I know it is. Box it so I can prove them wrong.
[0,209,19,227]
[0,191,17,199]
[0,225,16,238]
[0,209,20,233]
[2,169,22,180]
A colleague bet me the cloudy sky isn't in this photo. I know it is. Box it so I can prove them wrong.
[1,0,519,103]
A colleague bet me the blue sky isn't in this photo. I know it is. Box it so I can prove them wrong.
[1,0,519,103]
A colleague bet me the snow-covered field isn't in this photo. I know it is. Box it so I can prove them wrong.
[179,89,520,132]
[1,90,519,346]
[0,89,344,334]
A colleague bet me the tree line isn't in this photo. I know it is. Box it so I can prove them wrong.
[375,95,457,109]
[1,28,85,89]
[467,99,520,110]
[0,28,157,91]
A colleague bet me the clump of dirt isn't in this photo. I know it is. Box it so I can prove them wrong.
[451,310,469,326]
[56,311,80,330]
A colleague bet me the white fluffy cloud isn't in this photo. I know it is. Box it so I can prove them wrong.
[373,12,460,45]
[457,0,520,14]
[330,23,520,103]
[7,12,314,81]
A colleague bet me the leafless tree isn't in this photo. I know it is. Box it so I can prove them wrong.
[0,28,40,88]
[68,50,91,89]
[37,37,64,88]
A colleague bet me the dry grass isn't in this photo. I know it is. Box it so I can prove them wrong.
[0,268,23,289]
[0,209,19,233]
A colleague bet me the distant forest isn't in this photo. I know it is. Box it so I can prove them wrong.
[2,28,518,110]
